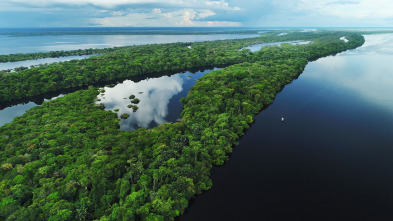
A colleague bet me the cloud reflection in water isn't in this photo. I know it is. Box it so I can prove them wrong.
[98,69,214,131]
[303,34,393,115]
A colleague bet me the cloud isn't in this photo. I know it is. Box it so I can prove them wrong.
[179,11,195,26]
[98,74,185,131]
[197,9,216,19]
[1,0,243,27]
[1,0,393,27]
[90,8,233,27]
[327,0,360,5]
[295,0,393,22]
[241,0,393,27]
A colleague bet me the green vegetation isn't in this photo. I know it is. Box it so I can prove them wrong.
[0,30,362,105]
[129,95,136,100]
[120,113,130,119]
[131,98,140,104]
[0,48,117,63]
[0,30,365,220]
[127,105,139,112]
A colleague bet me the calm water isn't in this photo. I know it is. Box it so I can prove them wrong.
[0,95,63,126]
[180,34,393,220]
[0,55,96,71]
[0,69,215,128]
[243,40,310,52]
[0,34,258,55]
[97,69,216,131]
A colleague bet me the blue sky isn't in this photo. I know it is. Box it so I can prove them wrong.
[0,0,392,28]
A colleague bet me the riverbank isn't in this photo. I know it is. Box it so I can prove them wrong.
[0,30,361,106]
[180,33,393,220]
[0,30,365,220]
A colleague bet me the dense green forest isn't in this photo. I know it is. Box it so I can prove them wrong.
[0,48,117,63]
[0,31,364,220]
[0,31,362,105]
[0,29,263,63]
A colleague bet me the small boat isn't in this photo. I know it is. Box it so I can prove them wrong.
[281,117,284,122]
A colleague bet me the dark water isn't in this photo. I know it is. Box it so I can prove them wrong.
[0,95,63,126]
[180,34,393,220]
[97,69,216,131]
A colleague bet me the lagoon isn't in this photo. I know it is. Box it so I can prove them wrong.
[96,69,216,131]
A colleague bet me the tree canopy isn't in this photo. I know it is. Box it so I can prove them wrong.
[0,30,365,220]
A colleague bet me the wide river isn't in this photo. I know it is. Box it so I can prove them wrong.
[0,33,258,55]
[180,34,393,220]
[2,31,393,220]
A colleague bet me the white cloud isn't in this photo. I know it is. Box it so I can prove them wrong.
[4,0,240,10]
[111,11,124,16]
[2,0,243,27]
[3,0,393,27]
[90,8,225,27]
[152,8,162,13]
[179,10,196,26]
[197,9,216,19]
[248,0,393,27]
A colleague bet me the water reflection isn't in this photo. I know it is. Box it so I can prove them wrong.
[0,95,63,127]
[0,34,259,55]
[180,33,393,221]
[97,69,215,131]
[304,34,393,114]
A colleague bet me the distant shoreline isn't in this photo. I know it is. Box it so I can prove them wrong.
[0,27,268,37]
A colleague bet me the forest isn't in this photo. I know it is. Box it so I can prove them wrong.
[0,30,365,220]
[0,30,362,105]
[0,48,117,63]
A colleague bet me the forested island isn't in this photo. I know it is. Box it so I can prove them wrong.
[0,30,365,220]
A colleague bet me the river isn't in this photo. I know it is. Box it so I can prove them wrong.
[0,55,96,71]
[0,29,257,127]
[0,32,259,55]
[179,34,393,220]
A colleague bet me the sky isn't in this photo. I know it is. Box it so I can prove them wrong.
[0,0,392,28]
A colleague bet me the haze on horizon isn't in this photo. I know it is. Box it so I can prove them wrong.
[0,0,392,28]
